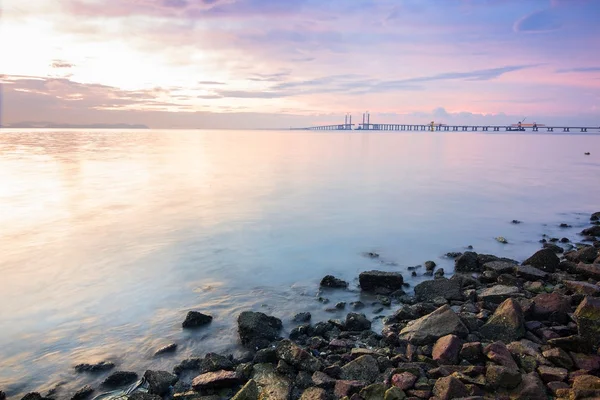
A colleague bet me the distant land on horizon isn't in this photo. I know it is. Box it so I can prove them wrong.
[2,122,150,129]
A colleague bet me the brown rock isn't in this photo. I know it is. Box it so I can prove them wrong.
[432,376,469,400]
[573,374,600,390]
[574,296,600,348]
[564,280,600,296]
[406,389,431,399]
[334,380,366,398]
[547,381,569,395]
[542,347,573,369]
[485,365,521,389]
[276,340,322,373]
[537,366,568,383]
[312,371,336,389]
[432,335,462,365]
[566,246,599,263]
[192,370,240,390]
[570,352,600,371]
[479,298,525,342]
[483,342,518,370]
[391,372,418,390]
[532,292,571,323]
[576,263,600,280]
[300,387,327,400]
[512,372,547,400]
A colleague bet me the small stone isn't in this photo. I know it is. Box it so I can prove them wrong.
[573,374,600,390]
[485,365,521,389]
[293,312,312,323]
[359,270,404,294]
[542,348,573,370]
[237,311,282,348]
[537,366,567,383]
[102,371,138,387]
[320,275,349,289]
[576,263,600,280]
[483,261,516,274]
[484,342,518,370]
[496,237,508,244]
[182,311,213,328]
[432,335,462,365]
[192,370,241,390]
[547,381,569,395]
[376,295,391,307]
[154,343,177,356]
[414,278,463,302]
[425,261,436,271]
[391,372,418,390]
[432,376,469,400]
[74,361,115,373]
[398,305,469,345]
[582,226,600,237]
[335,302,346,309]
[276,340,322,373]
[478,285,521,304]
[434,268,445,277]
[350,301,365,310]
[312,371,336,389]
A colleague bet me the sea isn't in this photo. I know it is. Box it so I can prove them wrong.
[0,129,599,398]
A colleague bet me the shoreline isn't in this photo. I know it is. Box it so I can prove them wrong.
[2,212,600,400]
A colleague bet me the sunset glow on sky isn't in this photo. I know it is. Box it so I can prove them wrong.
[1,0,599,128]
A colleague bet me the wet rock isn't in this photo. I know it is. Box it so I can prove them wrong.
[340,355,380,383]
[182,311,213,329]
[576,263,600,280]
[592,212,600,222]
[514,265,548,281]
[479,298,525,343]
[320,275,349,289]
[484,342,518,370]
[522,248,559,272]
[446,252,462,259]
[414,278,463,302]
[582,226,600,237]
[485,366,521,389]
[425,261,436,271]
[74,361,115,373]
[434,269,445,277]
[276,340,322,373]
[512,220,522,224]
[459,342,482,363]
[102,371,138,387]
[144,370,178,395]
[391,372,417,390]
[173,358,202,374]
[574,296,600,348]
[483,261,515,275]
[566,246,598,263]
[334,380,366,398]
[359,271,404,294]
[154,343,177,356]
[200,353,234,373]
[496,236,508,244]
[237,311,282,348]
[573,374,600,389]
[542,347,573,369]
[128,394,161,400]
[350,301,365,310]
[543,243,564,253]
[345,313,371,331]
[564,280,600,296]
[71,386,94,400]
[455,252,480,273]
[432,335,462,365]
[293,312,312,323]
[532,292,571,323]
[252,348,278,365]
[478,285,521,304]
[231,379,258,400]
[398,305,469,345]
[192,370,240,390]
[537,366,567,383]
[432,376,469,400]
[513,372,546,400]
[300,387,327,400]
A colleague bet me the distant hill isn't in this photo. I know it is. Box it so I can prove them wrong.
[3,122,150,129]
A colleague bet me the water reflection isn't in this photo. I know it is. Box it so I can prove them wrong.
[0,129,599,398]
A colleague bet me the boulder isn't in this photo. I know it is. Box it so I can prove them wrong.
[300,387,328,400]
[576,263,600,280]
[478,285,521,304]
[537,366,567,383]
[514,265,548,281]
[340,355,380,383]
[345,313,371,331]
[479,298,525,343]
[231,379,259,400]
[154,343,177,356]
[102,371,138,387]
[483,261,516,274]
[582,226,600,237]
[276,340,322,373]
[564,280,600,296]
[237,311,282,348]
[293,312,312,323]
[432,335,462,365]
[391,372,417,390]
[484,342,518,370]
[359,271,404,294]
[522,249,559,272]
[574,296,600,348]
[71,386,94,400]
[485,365,521,389]
[542,347,573,369]
[192,370,241,390]
[414,278,463,302]
[532,292,571,323]
[432,376,469,400]
[513,372,546,400]
[455,252,480,273]
[566,246,598,263]
[74,361,115,373]
[398,305,469,345]
[182,311,213,329]
[320,275,348,289]
[144,370,178,395]
[252,363,291,399]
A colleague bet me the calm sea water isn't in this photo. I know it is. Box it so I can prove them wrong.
[0,129,599,398]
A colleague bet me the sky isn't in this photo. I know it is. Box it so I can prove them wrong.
[1,0,599,129]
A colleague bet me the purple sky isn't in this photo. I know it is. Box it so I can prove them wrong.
[1,0,599,128]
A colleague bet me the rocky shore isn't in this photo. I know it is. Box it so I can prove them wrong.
[5,212,600,400]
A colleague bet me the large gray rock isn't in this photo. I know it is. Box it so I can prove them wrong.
[238,311,282,348]
[479,298,525,343]
[483,261,516,274]
[276,340,322,373]
[144,370,178,396]
[455,252,480,272]
[414,278,463,302]
[515,265,548,281]
[398,305,469,345]
[566,246,598,263]
[359,270,404,294]
[478,285,522,304]
[340,355,380,383]
[522,248,560,272]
